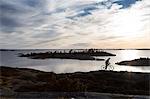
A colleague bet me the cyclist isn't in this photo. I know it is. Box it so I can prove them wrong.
[105,58,111,69]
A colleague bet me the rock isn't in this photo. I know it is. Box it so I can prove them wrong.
[116,58,150,66]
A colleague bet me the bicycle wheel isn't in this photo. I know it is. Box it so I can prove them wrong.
[107,65,114,70]
[101,65,106,70]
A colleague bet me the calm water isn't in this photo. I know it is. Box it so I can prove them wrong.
[0,49,150,73]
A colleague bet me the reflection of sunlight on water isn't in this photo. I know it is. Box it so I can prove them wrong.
[2,50,149,73]
[119,50,140,60]
[113,65,149,72]
[26,66,54,72]
[27,60,101,73]
[53,61,101,73]
[114,50,150,73]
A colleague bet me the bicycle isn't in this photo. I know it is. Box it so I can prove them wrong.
[101,64,114,71]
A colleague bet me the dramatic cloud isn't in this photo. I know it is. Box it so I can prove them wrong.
[0,0,149,49]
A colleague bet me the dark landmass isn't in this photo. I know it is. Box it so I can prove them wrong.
[0,66,149,98]
[0,49,16,51]
[136,49,150,50]
[116,58,150,66]
[19,49,115,60]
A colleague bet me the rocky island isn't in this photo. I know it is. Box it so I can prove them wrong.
[116,58,150,66]
[0,66,149,98]
[19,49,116,61]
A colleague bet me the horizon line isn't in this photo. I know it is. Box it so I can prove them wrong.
[0,48,150,50]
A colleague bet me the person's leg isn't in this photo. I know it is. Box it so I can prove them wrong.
[105,65,108,70]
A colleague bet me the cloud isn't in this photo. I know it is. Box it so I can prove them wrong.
[70,43,90,48]
[97,36,123,41]
[0,0,149,49]
[0,0,47,33]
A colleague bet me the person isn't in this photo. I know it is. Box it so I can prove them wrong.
[105,58,111,69]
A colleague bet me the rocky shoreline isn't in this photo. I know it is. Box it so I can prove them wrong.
[19,49,116,60]
[116,58,150,66]
[0,66,149,98]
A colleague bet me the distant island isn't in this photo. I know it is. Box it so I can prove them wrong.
[1,48,150,52]
[0,49,16,51]
[19,49,116,61]
[116,58,150,66]
[0,66,149,98]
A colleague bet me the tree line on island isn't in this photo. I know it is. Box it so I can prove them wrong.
[19,49,116,60]
[18,48,150,66]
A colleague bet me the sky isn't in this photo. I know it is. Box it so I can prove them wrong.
[0,0,150,49]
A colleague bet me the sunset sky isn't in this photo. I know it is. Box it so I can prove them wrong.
[0,0,150,49]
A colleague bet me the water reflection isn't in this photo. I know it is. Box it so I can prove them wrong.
[0,50,150,73]
[118,50,140,60]
[113,50,150,72]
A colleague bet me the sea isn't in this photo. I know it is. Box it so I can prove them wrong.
[0,49,150,73]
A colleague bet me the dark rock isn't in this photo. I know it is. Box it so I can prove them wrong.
[116,58,150,66]
[0,66,149,96]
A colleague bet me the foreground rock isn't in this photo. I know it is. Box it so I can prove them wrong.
[0,66,149,98]
[116,58,150,66]
[19,49,115,61]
